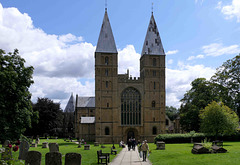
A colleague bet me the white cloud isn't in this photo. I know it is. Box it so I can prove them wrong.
[217,0,240,22]
[202,43,240,57]
[168,59,173,65]
[118,45,140,78]
[166,63,215,108]
[187,54,204,61]
[166,50,179,55]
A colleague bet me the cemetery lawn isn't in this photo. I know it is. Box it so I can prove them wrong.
[11,139,122,165]
[148,142,240,165]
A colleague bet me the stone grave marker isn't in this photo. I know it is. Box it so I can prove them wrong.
[84,144,90,150]
[18,140,29,160]
[45,151,62,165]
[25,151,42,165]
[65,153,81,165]
[42,142,49,148]
[31,142,37,147]
[94,142,99,146]
[156,141,165,150]
[49,143,59,152]
[1,140,12,160]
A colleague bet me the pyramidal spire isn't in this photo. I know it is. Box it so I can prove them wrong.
[64,93,75,113]
[141,13,165,56]
[96,10,117,53]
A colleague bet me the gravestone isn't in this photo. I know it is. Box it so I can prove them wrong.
[42,142,49,148]
[84,144,90,150]
[31,143,37,147]
[65,153,81,165]
[25,151,42,165]
[1,140,12,160]
[191,145,210,154]
[211,145,227,153]
[18,140,29,160]
[94,142,99,146]
[45,152,62,165]
[156,141,165,150]
[49,143,59,152]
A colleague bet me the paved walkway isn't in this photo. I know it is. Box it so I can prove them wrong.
[109,147,152,165]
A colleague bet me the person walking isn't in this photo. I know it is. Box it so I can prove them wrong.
[141,140,149,162]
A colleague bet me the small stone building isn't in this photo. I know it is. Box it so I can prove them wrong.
[74,9,166,143]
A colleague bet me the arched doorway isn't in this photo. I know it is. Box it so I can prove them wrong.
[125,128,138,142]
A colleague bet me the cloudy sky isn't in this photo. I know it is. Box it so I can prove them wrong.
[0,0,239,110]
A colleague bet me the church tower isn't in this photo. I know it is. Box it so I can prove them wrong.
[95,9,118,143]
[140,12,166,136]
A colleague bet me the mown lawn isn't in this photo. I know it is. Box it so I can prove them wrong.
[11,139,122,165]
[148,142,240,165]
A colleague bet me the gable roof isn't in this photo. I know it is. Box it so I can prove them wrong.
[77,97,95,108]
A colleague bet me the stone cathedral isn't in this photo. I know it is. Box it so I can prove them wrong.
[74,9,166,143]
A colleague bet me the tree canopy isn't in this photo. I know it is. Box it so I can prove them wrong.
[199,101,239,139]
[211,54,240,115]
[0,49,34,142]
[25,98,64,136]
[166,106,179,121]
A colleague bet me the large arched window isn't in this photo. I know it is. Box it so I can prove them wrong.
[152,101,155,108]
[153,58,156,66]
[121,87,141,125]
[105,127,110,135]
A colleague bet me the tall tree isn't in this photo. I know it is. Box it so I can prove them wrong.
[211,54,240,115]
[166,106,179,121]
[199,101,239,139]
[0,49,35,142]
[25,98,64,136]
[179,78,221,131]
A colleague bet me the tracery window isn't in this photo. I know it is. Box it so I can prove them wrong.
[153,58,156,66]
[121,87,141,125]
[105,57,109,65]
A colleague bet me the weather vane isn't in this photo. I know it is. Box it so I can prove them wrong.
[105,0,107,11]
[152,2,154,14]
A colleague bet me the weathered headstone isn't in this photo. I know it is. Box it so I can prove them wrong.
[25,151,42,165]
[65,153,81,165]
[156,141,165,150]
[18,140,29,160]
[49,143,59,152]
[84,144,90,150]
[45,152,62,165]
[211,145,227,153]
[31,143,37,147]
[42,142,49,148]
[94,142,99,146]
[191,145,210,154]
[1,140,12,160]
[101,145,105,148]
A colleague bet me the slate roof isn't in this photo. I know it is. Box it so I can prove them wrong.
[141,13,165,56]
[95,9,117,53]
[77,97,95,108]
[64,94,75,112]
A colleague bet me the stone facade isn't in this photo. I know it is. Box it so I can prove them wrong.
[75,10,166,143]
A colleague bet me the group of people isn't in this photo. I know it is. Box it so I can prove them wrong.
[124,138,150,162]
[127,138,137,151]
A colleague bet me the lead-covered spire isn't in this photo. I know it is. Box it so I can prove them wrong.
[141,13,165,56]
[95,10,117,53]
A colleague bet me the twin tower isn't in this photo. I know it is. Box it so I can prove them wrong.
[75,9,166,143]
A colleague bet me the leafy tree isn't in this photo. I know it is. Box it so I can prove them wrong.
[179,78,223,132]
[199,101,239,139]
[0,49,35,142]
[25,98,64,136]
[166,106,179,121]
[211,54,240,115]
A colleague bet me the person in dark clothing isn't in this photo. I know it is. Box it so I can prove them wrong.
[132,138,136,151]
[127,139,132,151]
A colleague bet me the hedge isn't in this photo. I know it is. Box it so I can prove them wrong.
[154,133,240,143]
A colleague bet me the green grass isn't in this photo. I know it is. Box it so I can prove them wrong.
[148,142,240,165]
[11,139,122,165]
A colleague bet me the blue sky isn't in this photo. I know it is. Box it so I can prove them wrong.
[0,0,239,109]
